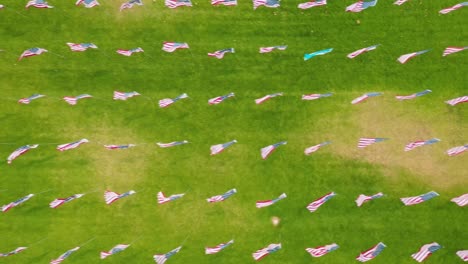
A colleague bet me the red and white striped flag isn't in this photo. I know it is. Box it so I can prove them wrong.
[411,242,441,262]
[400,191,439,206]
[347,45,379,59]
[304,141,331,155]
[208,48,235,59]
[113,91,140,100]
[397,49,430,64]
[306,243,339,257]
[116,47,144,56]
[445,96,468,106]
[404,138,440,152]
[205,239,234,255]
[255,93,283,104]
[252,243,281,261]
[159,93,188,108]
[393,0,409,5]
[355,192,384,207]
[18,94,45,104]
[25,0,53,8]
[0,247,28,257]
[439,2,468,14]
[256,193,286,208]
[261,141,287,160]
[358,138,388,148]
[395,89,432,100]
[210,140,237,155]
[447,145,468,156]
[50,247,80,264]
[165,0,192,8]
[456,250,468,261]
[63,94,92,105]
[104,190,136,205]
[259,45,287,53]
[50,194,84,208]
[2,194,34,212]
[208,92,235,105]
[442,46,467,56]
[157,191,185,204]
[75,0,99,8]
[100,244,129,259]
[18,47,48,60]
[162,42,189,52]
[451,194,468,207]
[57,139,89,152]
[206,188,237,203]
[156,140,188,148]
[7,144,39,164]
[306,192,336,212]
[298,0,326,9]
[356,242,386,262]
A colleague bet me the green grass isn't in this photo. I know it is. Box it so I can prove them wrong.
[0,0,467,263]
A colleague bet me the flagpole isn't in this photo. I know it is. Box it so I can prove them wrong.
[79,237,96,247]
[37,189,54,195]
[48,51,66,59]
[28,237,48,247]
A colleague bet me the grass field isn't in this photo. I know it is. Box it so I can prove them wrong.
[0,0,467,263]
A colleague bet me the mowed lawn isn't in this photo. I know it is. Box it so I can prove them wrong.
[0,0,467,263]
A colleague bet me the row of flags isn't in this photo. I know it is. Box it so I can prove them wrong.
[18,0,468,13]
[13,45,468,61]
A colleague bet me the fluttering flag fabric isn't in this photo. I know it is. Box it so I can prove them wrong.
[304,48,333,60]
[18,48,48,60]
[253,0,279,9]
[256,193,287,208]
[400,191,439,206]
[394,0,409,5]
[306,192,336,212]
[159,93,188,108]
[457,250,468,261]
[0,247,27,257]
[117,47,144,56]
[442,46,468,56]
[49,194,84,208]
[153,246,182,264]
[411,242,441,262]
[395,89,432,100]
[63,94,93,105]
[157,191,185,204]
[261,141,287,160]
[156,141,189,148]
[113,91,140,100]
[50,247,80,264]
[259,46,287,53]
[355,192,384,207]
[165,0,192,8]
[211,0,237,5]
[304,141,331,155]
[210,140,237,155]
[2,194,34,212]
[302,92,332,101]
[358,138,388,148]
[252,243,282,261]
[75,0,99,8]
[445,96,468,106]
[104,144,136,150]
[404,138,440,152]
[346,0,378,12]
[66,43,98,52]
[306,243,339,258]
[208,48,235,59]
[255,93,283,104]
[18,94,45,104]
[439,2,468,14]
[208,92,235,105]
[397,49,430,64]
[25,0,53,8]
[100,244,129,259]
[298,0,326,9]
[446,145,467,156]
[104,190,136,205]
[347,45,379,59]
[162,42,189,52]
[57,139,89,151]
[351,92,382,104]
[356,242,386,262]
[120,0,143,11]
[451,194,468,206]
[7,144,39,164]
[205,240,234,255]
[207,188,237,203]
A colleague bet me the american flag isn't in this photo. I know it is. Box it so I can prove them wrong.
[7,144,39,164]
[49,194,84,209]
[75,0,99,8]
[304,48,333,60]
[445,95,468,106]
[120,0,143,11]
[208,92,235,105]
[397,49,430,64]
[404,138,440,152]
[63,94,92,105]
[50,247,80,264]
[208,48,235,59]
[207,188,237,203]
[25,0,53,8]
[306,192,336,212]
[347,45,379,59]
[113,91,140,100]
[100,244,129,259]
[205,239,234,254]
[252,243,281,261]
[451,194,468,206]
[306,243,339,258]
[302,92,332,101]
[443,46,468,56]
[66,43,98,52]
[210,140,237,155]
[358,138,388,148]
[18,94,45,104]
[2,194,34,212]
[346,0,377,12]
[18,47,48,60]
[157,191,185,204]
[355,192,384,207]
[104,144,136,150]
[116,47,144,56]
[411,242,441,262]
[304,141,331,155]
[104,190,136,205]
[159,93,188,108]
[0,247,28,257]
[439,2,468,14]
[211,0,237,5]
[446,145,467,156]
[298,0,326,9]
[456,250,468,261]
[156,140,188,148]
[393,0,409,5]
[255,92,283,104]
[395,89,432,100]
[356,242,386,262]
[400,191,439,206]
[261,141,287,160]
[57,139,89,152]
[256,193,287,208]
[259,45,287,53]
[253,0,279,9]
[351,92,382,104]
[153,246,182,264]
[165,0,192,8]
[162,42,189,52]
